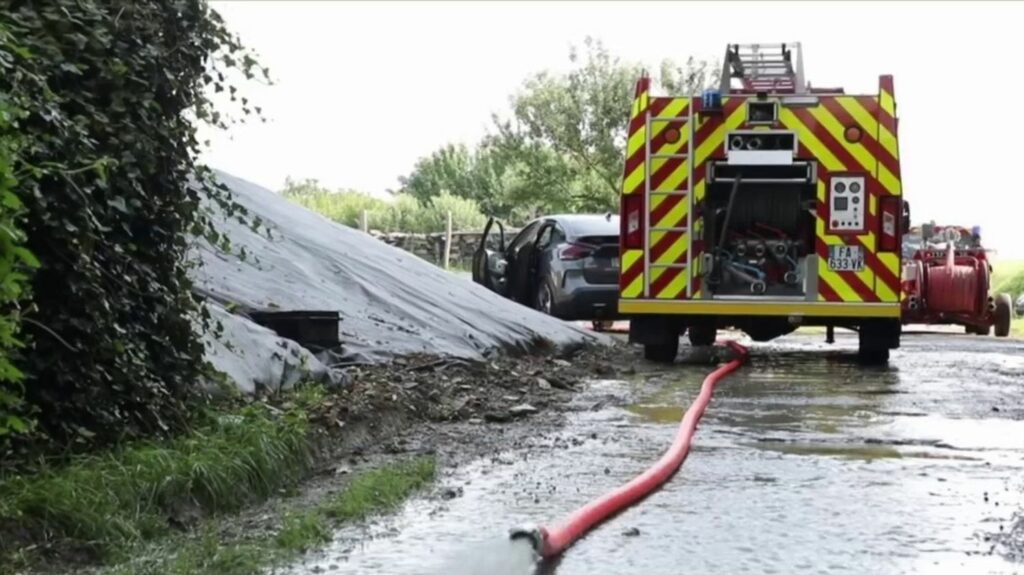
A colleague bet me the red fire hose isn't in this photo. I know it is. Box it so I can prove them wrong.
[512,340,749,558]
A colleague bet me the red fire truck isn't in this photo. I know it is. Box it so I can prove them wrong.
[618,43,907,364]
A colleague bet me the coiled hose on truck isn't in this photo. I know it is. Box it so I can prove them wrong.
[511,341,749,559]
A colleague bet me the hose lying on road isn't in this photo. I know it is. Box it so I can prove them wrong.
[511,340,749,558]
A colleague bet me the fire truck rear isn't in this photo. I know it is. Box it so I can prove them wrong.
[618,43,907,364]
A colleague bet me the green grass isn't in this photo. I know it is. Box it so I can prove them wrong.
[990,260,1024,337]
[100,457,437,575]
[0,374,437,575]
[320,457,437,521]
[274,509,331,551]
[0,401,312,567]
[992,260,1024,298]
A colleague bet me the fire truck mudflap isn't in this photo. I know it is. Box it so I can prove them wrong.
[618,43,906,364]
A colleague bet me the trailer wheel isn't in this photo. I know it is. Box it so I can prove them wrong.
[994,293,1012,337]
[644,341,678,363]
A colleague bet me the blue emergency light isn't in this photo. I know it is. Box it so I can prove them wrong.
[701,89,722,112]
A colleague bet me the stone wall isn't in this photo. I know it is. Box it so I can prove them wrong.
[369,229,520,269]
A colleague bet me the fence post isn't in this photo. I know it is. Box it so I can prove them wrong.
[360,210,368,233]
[443,211,453,270]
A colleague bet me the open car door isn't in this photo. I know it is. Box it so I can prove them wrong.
[471,217,507,295]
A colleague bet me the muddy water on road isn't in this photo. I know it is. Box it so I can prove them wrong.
[288,333,1024,575]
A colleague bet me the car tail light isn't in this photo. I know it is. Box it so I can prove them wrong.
[559,243,595,261]
[879,196,901,252]
[621,194,644,250]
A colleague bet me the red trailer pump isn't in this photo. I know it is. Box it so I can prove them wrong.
[900,224,1013,336]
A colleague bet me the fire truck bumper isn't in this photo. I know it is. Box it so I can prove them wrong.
[618,299,901,318]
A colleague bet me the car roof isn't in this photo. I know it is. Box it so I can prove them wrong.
[533,213,619,237]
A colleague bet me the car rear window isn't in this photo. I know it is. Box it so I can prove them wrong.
[566,216,619,238]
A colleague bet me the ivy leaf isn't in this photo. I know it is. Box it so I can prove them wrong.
[107,196,128,213]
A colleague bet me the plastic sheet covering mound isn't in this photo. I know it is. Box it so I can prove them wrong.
[201,302,336,394]
[193,171,605,374]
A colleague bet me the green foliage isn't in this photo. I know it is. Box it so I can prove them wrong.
[0,92,36,439]
[400,37,718,223]
[281,176,388,228]
[0,403,310,564]
[95,455,437,575]
[992,261,1024,298]
[320,457,437,521]
[274,509,330,551]
[0,1,266,451]
[283,178,487,233]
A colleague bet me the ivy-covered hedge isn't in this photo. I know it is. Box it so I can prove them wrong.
[0,89,37,440]
[0,1,265,454]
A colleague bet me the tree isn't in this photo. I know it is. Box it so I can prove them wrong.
[398,38,719,223]
[282,177,388,229]
[282,179,487,233]
[397,143,520,219]
[494,37,720,213]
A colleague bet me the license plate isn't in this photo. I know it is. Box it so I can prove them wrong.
[828,245,864,272]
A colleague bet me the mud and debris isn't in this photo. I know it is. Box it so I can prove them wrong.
[165,338,653,567]
[283,331,1024,575]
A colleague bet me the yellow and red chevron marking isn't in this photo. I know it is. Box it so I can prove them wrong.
[619,79,650,298]
[620,248,644,298]
[623,97,687,196]
[650,264,688,299]
[645,98,692,299]
[649,228,688,300]
[620,94,692,299]
[778,92,903,303]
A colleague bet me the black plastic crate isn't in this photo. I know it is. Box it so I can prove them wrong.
[248,310,341,349]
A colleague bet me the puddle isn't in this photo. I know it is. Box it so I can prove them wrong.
[289,333,1024,575]
[751,441,905,460]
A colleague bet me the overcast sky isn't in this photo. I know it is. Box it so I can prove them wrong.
[203,1,1024,259]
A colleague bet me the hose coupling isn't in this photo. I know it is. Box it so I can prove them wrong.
[508,524,545,554]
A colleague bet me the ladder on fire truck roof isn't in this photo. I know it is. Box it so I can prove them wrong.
[719,43,807,94]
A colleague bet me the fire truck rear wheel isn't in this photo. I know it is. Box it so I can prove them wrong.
[994,293,1012,337]
[688,323,717,347]
[858,347,890,365]
[857,320,897,365]
[644,341,678,363]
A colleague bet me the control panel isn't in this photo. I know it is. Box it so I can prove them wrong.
[827,175,866,233]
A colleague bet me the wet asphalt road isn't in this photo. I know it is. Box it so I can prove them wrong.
[288,331,1024,575]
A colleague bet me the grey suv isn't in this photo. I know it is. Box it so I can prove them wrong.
[471,214,621,325]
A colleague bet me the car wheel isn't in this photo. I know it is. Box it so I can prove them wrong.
[535,280,554,315]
